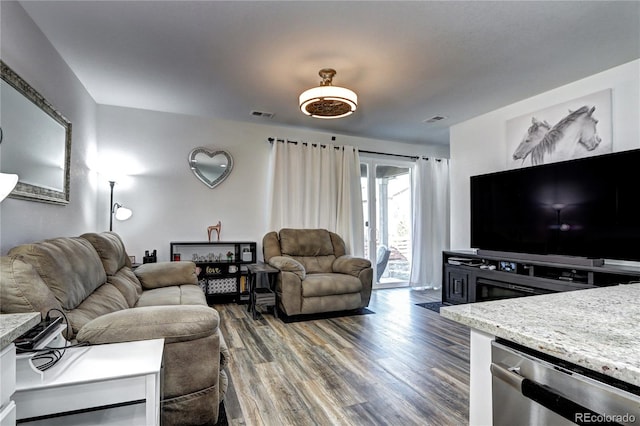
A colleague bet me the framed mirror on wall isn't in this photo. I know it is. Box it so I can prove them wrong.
[188,148,233,189]
[0,60,72,204]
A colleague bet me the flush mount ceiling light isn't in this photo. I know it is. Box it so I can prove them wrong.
[299,68,357,119]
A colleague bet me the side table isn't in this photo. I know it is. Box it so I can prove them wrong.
[247,262,280,320]
[14,338,164,426]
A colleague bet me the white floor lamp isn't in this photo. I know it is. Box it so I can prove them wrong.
[109,180,133,231]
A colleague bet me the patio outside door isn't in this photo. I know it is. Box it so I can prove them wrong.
[361,158,413,288]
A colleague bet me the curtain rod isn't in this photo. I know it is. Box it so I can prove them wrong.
[267,137,349,151]
[267,138,443,161]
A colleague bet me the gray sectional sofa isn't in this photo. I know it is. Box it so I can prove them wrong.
[0,231,228,425]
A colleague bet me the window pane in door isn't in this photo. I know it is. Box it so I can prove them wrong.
[375,165,411,285]
[361,163,370,261]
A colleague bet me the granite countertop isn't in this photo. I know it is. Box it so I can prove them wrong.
[0,313,41,349]
[440,283,640,387]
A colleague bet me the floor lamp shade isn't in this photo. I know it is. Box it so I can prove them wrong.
[114,204,133,221]
[109,180,133,231]
[0,173,19,202]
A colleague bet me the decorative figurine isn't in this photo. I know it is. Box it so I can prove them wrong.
[207,221,222,242]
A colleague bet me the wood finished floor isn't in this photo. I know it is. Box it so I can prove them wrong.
[213,288,470,426]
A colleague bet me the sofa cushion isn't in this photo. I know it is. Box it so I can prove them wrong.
[136,285,207,307]
[262,231,282,262]
[278,229,339,273]
[135,262,198,289]
[332,255,372,276]
[329,232,347,257]
[268,256,306,279]
[0,256,62,317]
[81,232,131,275]
[300,293,362,315]
[108,268,143,308]
[301,273,362,297]
[279,228,334,257]
[80,232,143,307]
[290,255,336,274]
[8,237,106,310]
[76,305,219,344]
[65,283,129,337]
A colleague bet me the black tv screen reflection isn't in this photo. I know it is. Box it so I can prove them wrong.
[470,149,640,262]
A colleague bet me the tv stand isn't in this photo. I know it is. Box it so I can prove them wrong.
[442,250,640,305]
[476,250,604,267]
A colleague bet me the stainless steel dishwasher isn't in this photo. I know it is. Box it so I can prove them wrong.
[491,340,640,426]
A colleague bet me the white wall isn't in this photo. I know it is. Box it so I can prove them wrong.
[97,105,446,262]
[449,59,640,252]
[0,1,99,254]
[0,0,446,258]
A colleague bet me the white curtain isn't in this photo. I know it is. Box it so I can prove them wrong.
[409,158,450,289]
[267,140,364,255]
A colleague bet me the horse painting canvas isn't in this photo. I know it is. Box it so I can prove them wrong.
[506,90,612,168]
[512,117,551,163]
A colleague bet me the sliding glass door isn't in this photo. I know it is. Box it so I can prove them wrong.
[361,157,413,287]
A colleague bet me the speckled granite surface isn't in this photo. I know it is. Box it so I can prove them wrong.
[440,283,640,387]
[0,313,40,349]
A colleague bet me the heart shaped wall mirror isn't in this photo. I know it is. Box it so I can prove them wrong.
[188,148,233,188]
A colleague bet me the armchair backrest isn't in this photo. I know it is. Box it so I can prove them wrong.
[263,228,347,274]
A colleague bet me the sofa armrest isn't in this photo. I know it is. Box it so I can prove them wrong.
[219,330,230,369]
[268,256,306,280]
[76,305,218,344]
[332,255,372,277]
[134,261,198,289]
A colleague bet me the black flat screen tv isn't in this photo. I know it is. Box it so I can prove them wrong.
[470,149,640,262]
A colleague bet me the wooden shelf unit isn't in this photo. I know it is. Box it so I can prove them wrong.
[170,241,257,304]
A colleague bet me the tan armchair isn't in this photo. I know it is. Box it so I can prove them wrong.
[263,229,373,316]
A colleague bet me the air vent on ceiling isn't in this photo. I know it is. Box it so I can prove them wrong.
[422,115,448,124]
[251,110,274,119]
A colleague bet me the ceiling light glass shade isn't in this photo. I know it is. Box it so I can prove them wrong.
[114,204,133,221]
[0,173,19,202]
[299,86,358,119]
[299,68,358,119]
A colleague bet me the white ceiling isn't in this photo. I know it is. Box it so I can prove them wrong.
[18,1,640,146]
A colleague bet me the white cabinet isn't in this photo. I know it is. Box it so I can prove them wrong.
[1,314,163,426]
[14,339,164,426]
[0,401,16,426]
[1,312,40,426]
[0,345,16,411]
[0,345,17,426]
[14,339,164,425]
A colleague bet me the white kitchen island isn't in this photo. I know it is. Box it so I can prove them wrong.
[440,283,640,425]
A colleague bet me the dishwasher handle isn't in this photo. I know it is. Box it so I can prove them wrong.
[490,363,623,426]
